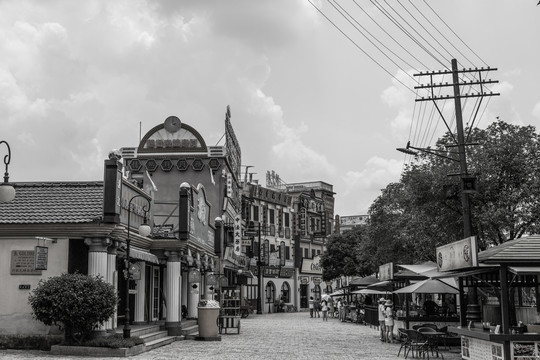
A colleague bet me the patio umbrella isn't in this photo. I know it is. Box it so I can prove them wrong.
[393,278,459,294]
[366,280,393,292]
[321,293,332,302]
[351,288,388,295]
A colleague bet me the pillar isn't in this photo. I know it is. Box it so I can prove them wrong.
[106,241,119,332]
[188,268,201,319]
[134,261,146,324]
[84,237,111,332]
[164,251,182,336]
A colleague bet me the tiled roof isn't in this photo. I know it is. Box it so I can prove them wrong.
[0,182,103,224]
[478,234,540,263]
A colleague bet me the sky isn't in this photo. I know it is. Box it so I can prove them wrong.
[1,0,539,216]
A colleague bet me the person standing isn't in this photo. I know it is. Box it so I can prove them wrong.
[384,300,395,343]
[378,298,386,342]
[309,296,314,318]
[314,298,320,318]
[329,297,335,318]
[321,300,328,321]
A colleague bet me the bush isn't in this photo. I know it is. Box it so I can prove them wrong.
[28,273,118,345]
[82,334,144,349]
[0,334,63,350]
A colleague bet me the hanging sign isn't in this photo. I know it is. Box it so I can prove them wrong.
[34,246,49,271]
[234,214,242,256]
[188,269,201,283]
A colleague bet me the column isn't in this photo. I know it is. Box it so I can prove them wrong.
[84,237,112,333]
[106,241,119,332]
[134,261,146,324]
[188,268,201,319]
[164,251,182,336]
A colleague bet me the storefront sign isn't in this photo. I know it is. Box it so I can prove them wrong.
[206,274,217,286]
[300,255,323,275]
[313,277,321,285]
[437,236,478,271]
[11,250,42,275]
[299,276,309,284]
[233,214,242,256]
[34,246,48,271]
[279,267,294,278]
[379,262,393,281]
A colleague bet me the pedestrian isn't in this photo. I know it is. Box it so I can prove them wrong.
[384,299,395,343]
[309,296,314,318]
[340,299,347,322]
[329,297,335,317]
[378,298,386,342]
[314,298,320,318]
[321,300,328,321]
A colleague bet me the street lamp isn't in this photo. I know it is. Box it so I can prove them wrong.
[123,194,151,339]
[0,140,15,203]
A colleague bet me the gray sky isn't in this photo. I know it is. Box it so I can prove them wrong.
[2,0,539,216]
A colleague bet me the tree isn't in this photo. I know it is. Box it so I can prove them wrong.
[28,273,118,345]
[363,120,540,269]
[320,226,373,281]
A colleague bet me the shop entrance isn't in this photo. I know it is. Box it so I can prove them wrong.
[300,284,308,309]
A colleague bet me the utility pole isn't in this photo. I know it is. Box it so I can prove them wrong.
[414,58,499,325]
[414,58,499,238]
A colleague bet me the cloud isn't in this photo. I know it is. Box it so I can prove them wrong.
[532,102,540,120]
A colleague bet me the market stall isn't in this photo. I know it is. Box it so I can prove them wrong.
[437,235,540,360]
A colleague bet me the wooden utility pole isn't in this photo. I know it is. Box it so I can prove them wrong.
[414,58,499,239]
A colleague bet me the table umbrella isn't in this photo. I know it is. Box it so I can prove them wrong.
[393,278,458,294]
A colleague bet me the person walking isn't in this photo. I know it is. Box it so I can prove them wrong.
[321,300,328,321]
[309,296,314,318]
[384,299,395,343]
[378,298,386,342]
[314,298,320,318]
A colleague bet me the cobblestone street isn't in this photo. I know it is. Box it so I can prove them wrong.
[1,312,463,360]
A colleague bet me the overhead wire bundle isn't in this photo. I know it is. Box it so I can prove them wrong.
[306,0,496,169]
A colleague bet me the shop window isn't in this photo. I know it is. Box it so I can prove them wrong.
[313,284,321,300]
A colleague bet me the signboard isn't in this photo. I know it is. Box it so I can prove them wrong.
[11,250,42,275]
[34,246,48,271]
[437,236,478,271]
[263,239,270,266]
[233,214,242,256]
[206,274,217,286]
[379,262,393,281]
[279,267,294,278]
[279,241,285,267]
[299,276,309,284]
[300,255,323,275]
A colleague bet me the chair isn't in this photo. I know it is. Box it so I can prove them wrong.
[405,329,430,359]
[397,328,410,358]
[438,326,458,350]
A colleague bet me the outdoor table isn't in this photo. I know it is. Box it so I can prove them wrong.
[419,330,446,359]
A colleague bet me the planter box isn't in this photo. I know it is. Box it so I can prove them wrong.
[50,343,145,357]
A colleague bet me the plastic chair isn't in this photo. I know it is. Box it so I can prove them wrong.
[405,329,430,359]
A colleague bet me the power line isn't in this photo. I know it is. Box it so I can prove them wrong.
[306,0,417,93]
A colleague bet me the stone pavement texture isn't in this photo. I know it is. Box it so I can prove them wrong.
[1,312,463,360]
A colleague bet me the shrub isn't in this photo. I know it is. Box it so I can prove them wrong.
[82,334,144,349]
[0,334,63,350]
[28,273,118,345]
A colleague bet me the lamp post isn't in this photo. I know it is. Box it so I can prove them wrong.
[0,140,15,203]
[123,194,151,339]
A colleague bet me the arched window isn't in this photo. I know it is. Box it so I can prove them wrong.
[281,282,291,303]
[265,281,276,303]
[325,284,333,294]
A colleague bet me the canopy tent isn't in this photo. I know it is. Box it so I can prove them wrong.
[352,288,388,295]
[329,289,345,297]
[398,261,437,275]
[366,280,393,292]
[393,278,459,294]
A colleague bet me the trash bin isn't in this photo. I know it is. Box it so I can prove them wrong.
[197,300,220,339]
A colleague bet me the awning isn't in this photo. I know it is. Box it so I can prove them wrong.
[366,280,393,292]
[398,262,437,275]
[239,270,254,278]
[393,278,459,294]
[130,247,159,264]
[430,266,498,279]
[509,266,540,275]
[329,289,345,297]
[352,288,388,295]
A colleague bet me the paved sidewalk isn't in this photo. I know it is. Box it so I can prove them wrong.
[1,312,463,360]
